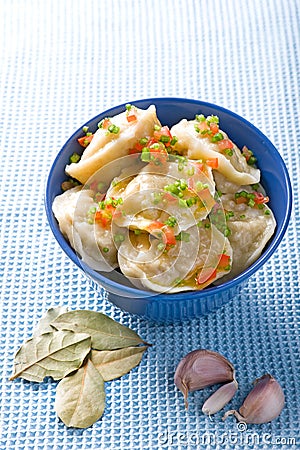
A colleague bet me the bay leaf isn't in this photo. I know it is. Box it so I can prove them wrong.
[10,330,91,382]
[33,306,68,337]
[51,310,147,350]
[91,346,147,381]
[55,359,105,428]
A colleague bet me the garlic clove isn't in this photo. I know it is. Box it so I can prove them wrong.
[223,374,285,424]
[202,379,238,416]
[174,349,235,408]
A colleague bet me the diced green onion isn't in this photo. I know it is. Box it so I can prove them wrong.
[176,231,190,242]
[70,152,81,163]
[139,137,148,146]
[157,242,165,251]
[206,115,219,124]
[195,114,206,122]
[211,132,224,142]
[160,135,170,143]
[114,233,125,243]
[165,216,177,227]
[248,156,257,165]
[224,149,233,157]
[102,247,109,253]
[107,124,120,134]
[141,148,151,162]
[186,197,197,207]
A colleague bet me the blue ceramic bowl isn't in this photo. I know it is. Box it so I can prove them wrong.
[45,98,292,322]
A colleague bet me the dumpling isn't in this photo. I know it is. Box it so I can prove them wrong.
[171,116,260,185]
[52,186,118,271]
[117,223,232,293]
[111,160,216,233]
[66,105,161,184]
[211,191,276,279]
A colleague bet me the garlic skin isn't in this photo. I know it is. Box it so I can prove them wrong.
[223,374,285,424]
[174,349,235,408]
[202,379,238,415]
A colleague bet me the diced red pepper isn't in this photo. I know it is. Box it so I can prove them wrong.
[196,267,217,285]
[206,158,219,169]
[192,162,205,173]
[163,192,178,202]
[196,121,210,134]
[218,139,234,151]
[146,221,164,232]
[217,253,231,270]
[127,113,137,122]
[253,192,269,204]
[102,118,111,129]
[162,226,176,246]
[209,122,219,135]
[77,134,94,147]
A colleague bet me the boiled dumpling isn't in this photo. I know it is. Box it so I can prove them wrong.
[111,160,216,233]
[171,117,260,185]
[52,186,118,271]
[66,105,161,184]
[117,223,232,293]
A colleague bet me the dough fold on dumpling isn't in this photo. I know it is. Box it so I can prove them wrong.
[52,186,118,271]
[214,192,276,279]
[171,119,260,185]
[66,105,161,184]
[117,223,232,293]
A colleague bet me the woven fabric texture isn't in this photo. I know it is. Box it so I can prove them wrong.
[0,0,299,449]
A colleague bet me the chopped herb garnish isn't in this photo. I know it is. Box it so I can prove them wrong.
[175,231,190,242]
[114,234,125,243]
[165,216,177,227]
[211,132,224,143]
[107,124,120,134]
[157,242,165,251]
[206,115,219,124]
[70,152,81,164]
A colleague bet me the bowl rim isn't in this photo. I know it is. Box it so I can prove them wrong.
[45,97,293,301]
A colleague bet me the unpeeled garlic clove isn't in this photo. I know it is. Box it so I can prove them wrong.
[202,379,238,415]
[174,349,235,408]
[223,374,285,424]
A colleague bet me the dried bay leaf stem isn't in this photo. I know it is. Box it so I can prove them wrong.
[55,359,105,429]
[51,310,149,350]
[10,331,91,382]
[91,346,148,381]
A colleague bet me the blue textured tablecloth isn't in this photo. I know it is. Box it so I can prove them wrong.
[0,1,299,449]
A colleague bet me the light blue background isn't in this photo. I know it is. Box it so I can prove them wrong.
[0,1,299,449]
